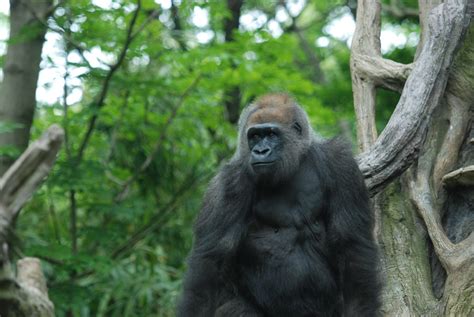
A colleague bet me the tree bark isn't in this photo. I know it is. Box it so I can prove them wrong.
[354,0,470,196]
[350,0,473,315]
[0,0,52,175]
[0,125,63,317]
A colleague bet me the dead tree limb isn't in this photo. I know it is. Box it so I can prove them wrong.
[0,125,64,317]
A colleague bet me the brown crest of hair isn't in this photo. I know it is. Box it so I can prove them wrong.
[247,93,296,125]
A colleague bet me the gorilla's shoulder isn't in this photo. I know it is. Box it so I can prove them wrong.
[308,137,360,174]
[320,137,353,156]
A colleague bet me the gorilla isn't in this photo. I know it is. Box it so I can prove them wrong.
[178,94,381,316]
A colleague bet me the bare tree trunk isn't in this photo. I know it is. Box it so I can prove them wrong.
[351,0,473,315]
[0,0,52,175]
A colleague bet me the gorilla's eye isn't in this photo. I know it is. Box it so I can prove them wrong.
[293,122,302,135]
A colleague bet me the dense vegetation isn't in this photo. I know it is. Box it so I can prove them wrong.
[0,0,419,315]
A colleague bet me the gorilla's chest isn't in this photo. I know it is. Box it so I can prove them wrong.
[252,196,301,228]
[251,174,324,229]
[243,176,326,258]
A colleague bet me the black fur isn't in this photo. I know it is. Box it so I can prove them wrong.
[178,96,381,317]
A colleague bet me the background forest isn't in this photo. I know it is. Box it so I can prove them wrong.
[1,0,467,316]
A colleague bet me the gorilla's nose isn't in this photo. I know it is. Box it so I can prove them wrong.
[253,147,271,156]
[251,145,273,163]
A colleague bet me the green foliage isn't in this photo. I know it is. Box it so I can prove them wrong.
[3,0,418,315]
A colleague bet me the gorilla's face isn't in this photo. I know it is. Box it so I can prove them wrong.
[246,121,305,185]
[247,123,282,174]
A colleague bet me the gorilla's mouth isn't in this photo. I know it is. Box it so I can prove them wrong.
[252,161,276,167]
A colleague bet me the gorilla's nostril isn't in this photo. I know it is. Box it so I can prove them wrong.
[254,148,270,156]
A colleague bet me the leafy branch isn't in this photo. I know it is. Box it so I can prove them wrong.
[114,74,202,202]
[76,0,142,162]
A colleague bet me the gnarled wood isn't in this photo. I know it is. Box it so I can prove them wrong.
[442,165,474,187]
[356,0,471,196]
[352,0,473,315]
[352,55,413,93]
[0,125,63,317]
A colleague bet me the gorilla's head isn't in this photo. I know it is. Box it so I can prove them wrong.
[236,93,313,185]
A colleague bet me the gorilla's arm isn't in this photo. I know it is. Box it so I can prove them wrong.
[177,256,220,317]
[177,165,262,317]
[323,139,381,316]
[178,247,261,317]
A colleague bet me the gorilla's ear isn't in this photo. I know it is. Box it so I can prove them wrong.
[292,122,302,135]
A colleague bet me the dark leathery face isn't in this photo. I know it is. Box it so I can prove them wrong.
[247,123,282,170]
